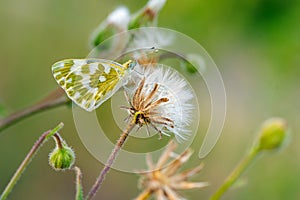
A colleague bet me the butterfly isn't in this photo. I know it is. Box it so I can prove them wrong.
[52,59,136,111]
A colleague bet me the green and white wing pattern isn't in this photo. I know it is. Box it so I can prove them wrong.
[52,59,126,111]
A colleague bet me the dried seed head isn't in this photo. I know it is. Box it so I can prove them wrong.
[135,141,208,200]
[124,64,197,141]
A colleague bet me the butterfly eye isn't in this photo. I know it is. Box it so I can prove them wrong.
[129,61,137,69]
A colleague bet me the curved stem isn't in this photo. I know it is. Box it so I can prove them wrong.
[53,133,63,149]
[210,147,260,200]
[74,166,84,200]
[0,123,64,200]
[0,88,69,132]
[85,120,136,200]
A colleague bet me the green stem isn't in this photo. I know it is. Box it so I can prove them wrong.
[210,146,260,200]
[74,166,84,200]
[0,88,69,132]
[0,122,64,200]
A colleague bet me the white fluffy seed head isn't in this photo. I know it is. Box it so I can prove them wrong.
[128,64,197,141]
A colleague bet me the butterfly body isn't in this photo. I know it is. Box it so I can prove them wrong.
[52,59,135,111]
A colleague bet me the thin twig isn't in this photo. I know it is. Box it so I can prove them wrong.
[0,122,64,200]
[0,88,69,132]
[85,120,136,200]
[210,147,260,200]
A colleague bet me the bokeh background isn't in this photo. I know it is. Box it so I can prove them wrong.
[0,0,299,199]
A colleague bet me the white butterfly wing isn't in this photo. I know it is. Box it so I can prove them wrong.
[52,59,126,111]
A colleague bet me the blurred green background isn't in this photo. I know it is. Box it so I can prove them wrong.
[0,0,299,199]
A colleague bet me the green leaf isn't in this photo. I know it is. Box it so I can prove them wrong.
[90,27,115,49]
[180,61,198,74]
[128,12,153,30]
[0,103,7,118]
[185,62,198,74]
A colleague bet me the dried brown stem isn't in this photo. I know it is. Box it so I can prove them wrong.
[53,133,63,149]
[85,120,136,200]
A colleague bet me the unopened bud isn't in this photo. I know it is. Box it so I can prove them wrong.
[49,134,75,170]
[147,0,167,14]
[256,118,288,151]
[128,0,166,29]
[90,6,130,48]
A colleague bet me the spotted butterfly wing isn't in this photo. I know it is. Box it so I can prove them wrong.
[52,59,130,111]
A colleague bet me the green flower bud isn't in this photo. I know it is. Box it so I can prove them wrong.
[49,134,75,170]
[128,0,166,29]
[256,118,288,151]
[90,6,130,48]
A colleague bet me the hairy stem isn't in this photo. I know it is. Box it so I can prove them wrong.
[0,122,64,200]
[74,166,84,200]
[0,88,69,132]
[210,147,260,200]
[85,120,136,200]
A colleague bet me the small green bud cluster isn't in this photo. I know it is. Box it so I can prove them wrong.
[90,0,167,47]
[49,134,75,171]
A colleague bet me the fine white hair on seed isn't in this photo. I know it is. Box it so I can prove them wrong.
[126,63,196,141]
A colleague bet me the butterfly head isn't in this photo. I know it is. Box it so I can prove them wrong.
[123,60,137,70]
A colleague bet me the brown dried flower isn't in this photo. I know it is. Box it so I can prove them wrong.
[123,64,196,141]
[123,77,174,139]
[135,141,209,200]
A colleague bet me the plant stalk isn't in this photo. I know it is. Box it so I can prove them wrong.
[0,88,69,132]
[210,147,260,200]
[85,120,136,200]
[0,123,64,200]
[74,166,84,200]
